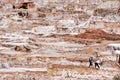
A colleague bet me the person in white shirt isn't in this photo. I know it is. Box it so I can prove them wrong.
[95,59,101,69]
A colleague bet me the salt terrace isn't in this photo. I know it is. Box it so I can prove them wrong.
[0,0,120,80]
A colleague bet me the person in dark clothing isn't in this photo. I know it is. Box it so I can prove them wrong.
[89,57,93,67]
[118,55,120,64]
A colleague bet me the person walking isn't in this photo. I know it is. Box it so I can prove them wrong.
[95,59,101,69]
[89,56,93,67]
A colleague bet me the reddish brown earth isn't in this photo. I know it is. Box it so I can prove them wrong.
[75,29,120,40]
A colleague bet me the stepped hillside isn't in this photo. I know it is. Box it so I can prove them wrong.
[0,0,120,80]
